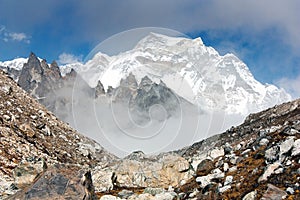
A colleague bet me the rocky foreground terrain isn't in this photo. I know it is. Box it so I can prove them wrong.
[0,65,300,199]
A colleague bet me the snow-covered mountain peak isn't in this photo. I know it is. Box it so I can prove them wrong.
[0,33,291,117]
[0,57,28,70]
[88,33,290,115]
[135,32,188,48]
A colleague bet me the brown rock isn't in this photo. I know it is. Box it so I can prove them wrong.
[196,159,214,176]
[8,164,97,200]
[261,184,288,200]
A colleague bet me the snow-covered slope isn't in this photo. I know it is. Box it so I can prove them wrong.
[67,33,291,115]
[1,33,291,116]
[0,58,28,70]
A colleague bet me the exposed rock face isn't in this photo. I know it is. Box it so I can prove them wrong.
[92,152,192,192]
[112,72,138,101]
[8,164,97,200]
[95,80,106,98]
[131,76,181,117]
[17,53,63,113]
[0,69,116,198]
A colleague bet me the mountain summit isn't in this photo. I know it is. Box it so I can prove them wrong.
[0,33,292,156]
[64,33,291,116]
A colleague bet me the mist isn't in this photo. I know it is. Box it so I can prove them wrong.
[51,76,245,158]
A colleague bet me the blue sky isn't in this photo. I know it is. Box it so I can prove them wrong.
[0,0,300,97]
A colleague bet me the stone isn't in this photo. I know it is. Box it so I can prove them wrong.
[1,85,12,95]
[258,162,281,183]
[143,187,165,196]
[188,189,199,198]
[224,143,233,154]
[209,148,224,159]
[211,168,224,179]
[285,160,292,166]
[178,192,186,199]
[279,137,294,156]
[128,193,152,200]
[259,138,269,146]
[286,187,294,195]
[3,114,10,121]
[111,154,192,188]
[234,144,242,151]
[223,163,229,172]
[229,154,238,165]
[265,146,279,163]
[292,139,300,156]
[100,195,118,200]
[282,127,298,135]
[224,176,233,186]
[154,192,176,200]
[19,123,35,137]
[196,159,214,176]
[242,190,257,200]
[261,184,287,200]
[218,185,231,193]
[241,149,251,156]
[92,168,114,192]
[13,159,46,189]
[9,165,97,200]
[228,166,237,173]
[196,168,224,188]
[196,175,212,188]
[274,168,284,174]
[118,189,134,199]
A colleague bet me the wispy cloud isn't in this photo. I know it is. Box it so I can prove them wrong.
[58,53,83,65]
[0,25,30,43]
[277,75,300,99]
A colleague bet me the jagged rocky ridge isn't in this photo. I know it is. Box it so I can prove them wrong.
[0,69,116,199]
[1,65,300,199]
[3,53,190,126]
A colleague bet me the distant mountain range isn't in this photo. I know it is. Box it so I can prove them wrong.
[0,33,292,156]
[1,33,291,116]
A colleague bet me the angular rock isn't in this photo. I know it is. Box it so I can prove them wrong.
[143,187,165,196]
[261,184,287,200]
[258,162,281,183]
[95,80,106,98]
[13,158,46,189]
[259,138,269,146]
[196,159,214,176]
[242,190,257,200]
[218,185,231,193]
[118,189,134,199]
[92,168,115,192]
[8,164,97,200]
[265,146,279,163]
[100,195,119,200]
[224,175,233,186]
[292,139,300,157]
[279,137,294,156]
[196,168,224,188]
[209,147,225,159]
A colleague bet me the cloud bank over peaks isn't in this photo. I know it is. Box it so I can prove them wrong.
[58,53,83,65]
[277,75,300,99]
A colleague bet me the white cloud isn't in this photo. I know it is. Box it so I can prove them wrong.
[9,32,27,41]
[58,53,83,65]
[0,25,30,43]
[277,75,300,99]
